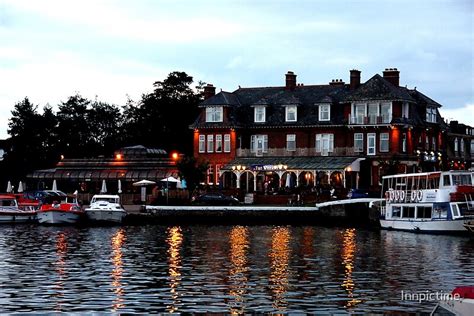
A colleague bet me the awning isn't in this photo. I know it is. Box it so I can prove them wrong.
[221,157,365,172]
[28,169,177,181]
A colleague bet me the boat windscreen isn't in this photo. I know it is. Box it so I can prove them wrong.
[452,174,472,185]
[0,199,17,206]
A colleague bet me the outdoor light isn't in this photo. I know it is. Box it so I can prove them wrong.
[237,165,241,171]
[346,166,352,172]
[242,166,246,170]
[115,154,122,160]
[416,150,421,155]
[60,154,64,160]
[172,152,179,160]
[232,166,236,170]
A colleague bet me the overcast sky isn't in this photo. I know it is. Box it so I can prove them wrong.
[0,0,473,138]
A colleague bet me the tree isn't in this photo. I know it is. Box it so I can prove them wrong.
[177,156,208,195]
[87,100,121,155]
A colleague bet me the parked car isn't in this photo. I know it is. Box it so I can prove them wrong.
[347,188,369,199]
[191,192,240,206]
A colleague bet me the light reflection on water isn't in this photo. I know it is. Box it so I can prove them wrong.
[0,225,472,313]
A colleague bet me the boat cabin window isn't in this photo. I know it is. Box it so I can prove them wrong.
[0,199,17,206]
[417,206,432,219]
[433,204,448,219]
[457,203,470,216]
[402,206,415,218]
[93,197,119,203]
[442,175,451,186]
[451,204,460,218]
[452,174,472,185]
[392,206,401,218]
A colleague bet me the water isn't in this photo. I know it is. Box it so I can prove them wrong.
[0,224,472,313]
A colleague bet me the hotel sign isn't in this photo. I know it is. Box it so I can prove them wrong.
[250,164,288,171]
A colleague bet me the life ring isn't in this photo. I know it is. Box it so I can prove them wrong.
[395,190,400,202]
[410,191,417,202]
[399,191,405,202]
[417,190,423,202]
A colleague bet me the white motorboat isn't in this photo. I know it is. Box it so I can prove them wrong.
[85,195,127,224]
[0,194,37,223]
[379,170,474,234]
[431,286,474,316]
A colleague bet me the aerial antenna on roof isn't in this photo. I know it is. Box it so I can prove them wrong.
[414,87,417,90]
[239,85,241,89]
[220,88,223,92]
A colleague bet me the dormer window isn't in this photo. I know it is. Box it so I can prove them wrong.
[254,106,266,123]
[285,105,297,122]
[426,107,437,123]
[205,106,223,122]
[319,104,330,121]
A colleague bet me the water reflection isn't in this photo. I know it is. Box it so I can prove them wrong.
[167,226,183,313]
[340,228,361,308]
[228,226,249,314]
[54,232,68,311]
[269,226,291,311]
[111,228,126,312]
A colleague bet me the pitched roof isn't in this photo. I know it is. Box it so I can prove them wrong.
[199,91,240,107]
[344,74,415,102]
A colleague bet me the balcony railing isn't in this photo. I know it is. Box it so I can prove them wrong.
[237,147,357,157]
[349,114,391,125]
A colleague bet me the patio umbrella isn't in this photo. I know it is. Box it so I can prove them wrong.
[132,179,156,186]
[6,181,12,193]
[176,178,182,189]
[100,179,107,193]
[18,181,24,193]
[118,179,122,194]
[160,176,180,183]
[285,173,291,188]
[52,179,58,191]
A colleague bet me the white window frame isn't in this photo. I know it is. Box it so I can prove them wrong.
[368,103,379,124]
[367,133,376,155]
[454,137,458,152]
[354,133,364,153]
[470,140,474,154]
[380,102,392,123]
[224,134,231,153]
[318,104,330,121]
[207,135,214,153]
[432,136,436,151]
[402,102,410,118]
[315,134,334,155]
[380,133,389,152]
[215,134,222,152]
[205,106,223,123]
[460,138,464,153]
[285,105,297,122]
[254,106,266,123]
[198,135,205,153]
[250,135,268,153]
[402,133,407,153]
[286,134,296,151]
[353,103,366,124]
[426,107,437,123]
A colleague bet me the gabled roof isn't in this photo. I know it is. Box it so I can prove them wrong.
[199,91,240,107]
[345,74,415,102]
[407,89,442,108]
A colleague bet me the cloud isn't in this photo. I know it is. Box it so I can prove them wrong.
[440,104,474,126]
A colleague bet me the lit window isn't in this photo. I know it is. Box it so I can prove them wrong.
[224,134,231,153]
[354,133,364,152]
[250,135,268,153]
[254,106,266,122]
[380,133,389,152]
[319,104,330,121]
[285,106,297,122]
[367,133,376,155]
[402,133,407,153]
[215,134,222,152]
[287,134,296,151]
[315,134,334,156]
[207,135,214,153]
[205,107,223,122]
[198,135,205,153]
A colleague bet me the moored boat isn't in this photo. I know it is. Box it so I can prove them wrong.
[0,194,37,223]
[37,194,84,225]
[431,286,474,315]
[379,170,474,234]
[85,195,127,224]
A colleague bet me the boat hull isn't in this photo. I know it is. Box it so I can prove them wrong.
[37,210,83,225]
[0,211,37,223]
[85,209,127,224]
[380,218,469,234]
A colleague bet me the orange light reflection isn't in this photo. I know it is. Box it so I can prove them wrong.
[167,226,183,313]
[228,226,249,314]
[269,226,291,311]
[111,228,126,312]
[54,232,68,311]
[341,228,361,308]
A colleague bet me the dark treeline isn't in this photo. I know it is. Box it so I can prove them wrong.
[0,71,204,184]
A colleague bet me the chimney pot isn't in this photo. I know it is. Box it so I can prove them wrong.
[383,68,400,86]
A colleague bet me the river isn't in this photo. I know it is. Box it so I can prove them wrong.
[0,224,472,313]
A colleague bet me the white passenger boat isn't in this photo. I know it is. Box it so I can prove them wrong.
[85,195,127,224]
[0,194,37,223]
[431,286,474,315]
[379,170,474,234]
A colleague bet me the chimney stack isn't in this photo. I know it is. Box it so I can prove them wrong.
[285,71,297,90]
[329,79,345,86]
[383,68,400,86]
[203,84,216,100]
[350,69,361,90]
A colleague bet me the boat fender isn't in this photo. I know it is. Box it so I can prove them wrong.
[399,191,405,202]
[410,190,417,202]
[394,190,400,202]
[417,190,423,202]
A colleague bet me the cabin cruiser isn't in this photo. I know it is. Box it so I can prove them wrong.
[379,170,474,234]
[85,195,127,224]
[431,286,474,315]
[37,193,84,225]
[0,194,37,223]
